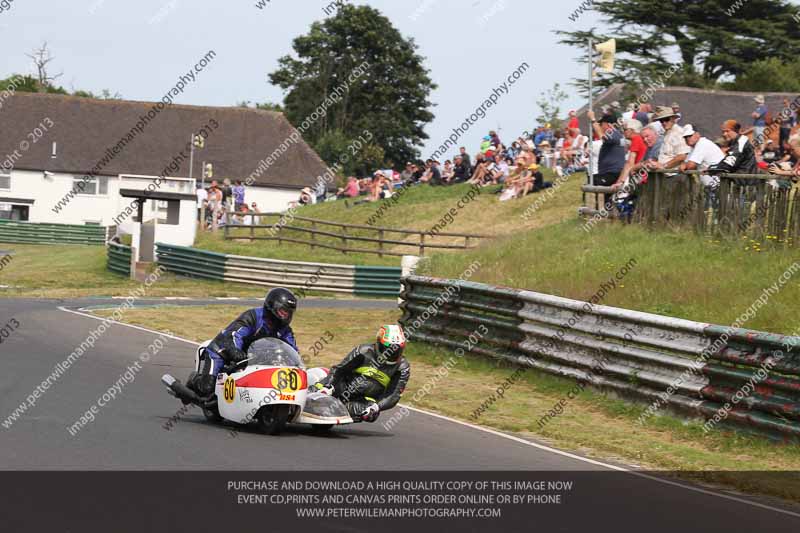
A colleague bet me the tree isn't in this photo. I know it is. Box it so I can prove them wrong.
[269,5,436,168]
[314,129,385,177]
[72,88,122,99]
[727,58,800,93]
[535,83,568,130]
[26,42,63,93]
[238,100,285,112]
[557,0,800,94]
[2,43,119,98]
[0,72,67,95]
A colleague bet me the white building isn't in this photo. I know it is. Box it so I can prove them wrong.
[0,92,330,247]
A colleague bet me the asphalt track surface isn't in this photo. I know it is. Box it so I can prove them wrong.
[2,297,800,531]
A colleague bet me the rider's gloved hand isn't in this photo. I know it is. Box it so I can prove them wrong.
[361,402,380,423]
[313,382,334,396]
[229,348,248,364]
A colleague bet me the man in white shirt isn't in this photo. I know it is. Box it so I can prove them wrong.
[679,124,725,188]
[196,184,208,223]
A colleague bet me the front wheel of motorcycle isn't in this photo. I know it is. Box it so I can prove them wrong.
[256,405,290,435]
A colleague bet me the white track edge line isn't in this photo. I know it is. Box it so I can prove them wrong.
[402,406,800,519]
[58,307,200,345]
[57,306,800,519]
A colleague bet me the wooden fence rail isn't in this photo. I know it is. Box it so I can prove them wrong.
[580,171,799,246]
[223,213,491,257]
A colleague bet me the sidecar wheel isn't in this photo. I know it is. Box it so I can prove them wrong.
[256,405,290,435]
[202,406,223,423]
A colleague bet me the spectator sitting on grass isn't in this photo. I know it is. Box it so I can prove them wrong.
[468,153,488,185]
[420,159,443,186]
[485,157,510,186]
[519,144,537,167]
[400,162,415,183]
[411,163,425,184]
[442,160,454,184]
[233,204,252,226]
[369,171,386,200]
[498,159,528,201]
[459,147,471,169]
[565,128,586,156]
[299,187,314,206]
[491,130,502,146]
[337,176,360,199]
[538,140,553,168]
[452,155,471,183]
[530,163,551,193]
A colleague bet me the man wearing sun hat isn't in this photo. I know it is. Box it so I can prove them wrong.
[646,106,690,177]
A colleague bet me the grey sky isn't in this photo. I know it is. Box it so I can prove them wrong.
[1,0,600,162]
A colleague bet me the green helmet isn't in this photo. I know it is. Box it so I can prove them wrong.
[376,325,406,364]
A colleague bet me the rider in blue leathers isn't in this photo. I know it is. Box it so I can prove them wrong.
[188,288,298,398]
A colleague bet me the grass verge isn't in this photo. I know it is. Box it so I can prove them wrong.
[198,171,580,266]
[422,219,800,335]
[0,244,266,299]
[93,304,800,503]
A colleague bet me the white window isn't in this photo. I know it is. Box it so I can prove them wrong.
[75,176,108,195]
[156,200,169,223]
[0,174,10,190]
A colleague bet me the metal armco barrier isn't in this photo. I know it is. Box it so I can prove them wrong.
[156,243,401,297]
[0,220,106,245]
[107,243,133,277]
[400,276,800,441]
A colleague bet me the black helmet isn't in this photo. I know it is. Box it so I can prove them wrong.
[264,288,297,328]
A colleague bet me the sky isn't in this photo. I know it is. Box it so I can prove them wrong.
[0,0,601,161]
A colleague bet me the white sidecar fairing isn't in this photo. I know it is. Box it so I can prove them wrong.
[296,392,354,426]
[216,364,308,425]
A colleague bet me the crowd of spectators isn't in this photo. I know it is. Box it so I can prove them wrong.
[196,178,261,229]
[196,93,800,227]
[320,126,575,208]
[580,96,800,220]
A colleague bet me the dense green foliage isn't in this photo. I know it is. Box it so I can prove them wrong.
[726,57,800,92]
[269,5,436,170]
[558,0,800,93]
